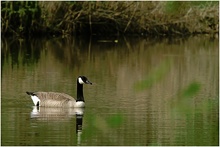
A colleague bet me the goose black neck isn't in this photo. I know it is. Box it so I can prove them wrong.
[77,81,84,102]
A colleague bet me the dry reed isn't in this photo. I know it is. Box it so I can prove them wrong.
[1,1,219,37]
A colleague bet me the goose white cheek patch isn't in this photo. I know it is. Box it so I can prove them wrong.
[31,95,40,106]
[78,77,85,84]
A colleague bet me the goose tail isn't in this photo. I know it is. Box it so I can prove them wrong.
[26,91,34,96]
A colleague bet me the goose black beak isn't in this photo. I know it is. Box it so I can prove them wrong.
[86,80,92,85]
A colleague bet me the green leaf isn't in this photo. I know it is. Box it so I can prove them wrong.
[134,59,172,91]
[181,82,201,98]
[107,114,124,128]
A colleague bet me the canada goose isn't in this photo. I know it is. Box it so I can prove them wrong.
[26,76,92,108]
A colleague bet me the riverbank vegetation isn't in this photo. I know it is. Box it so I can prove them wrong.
[1,1,219,37]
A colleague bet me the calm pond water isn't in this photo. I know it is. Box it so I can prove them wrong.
[1,35,219,146]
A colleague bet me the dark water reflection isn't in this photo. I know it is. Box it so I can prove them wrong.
[1,36,219,146]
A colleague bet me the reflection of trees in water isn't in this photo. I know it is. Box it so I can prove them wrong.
[1,37,89,70]
[1,36,163,71]
[46,37,89,70]
[1,38,42,68]
[42,36,142,71]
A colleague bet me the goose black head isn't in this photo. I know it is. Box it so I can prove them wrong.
[78,76,92,85]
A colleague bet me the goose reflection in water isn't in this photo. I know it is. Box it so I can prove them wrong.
[30,106,84,145]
